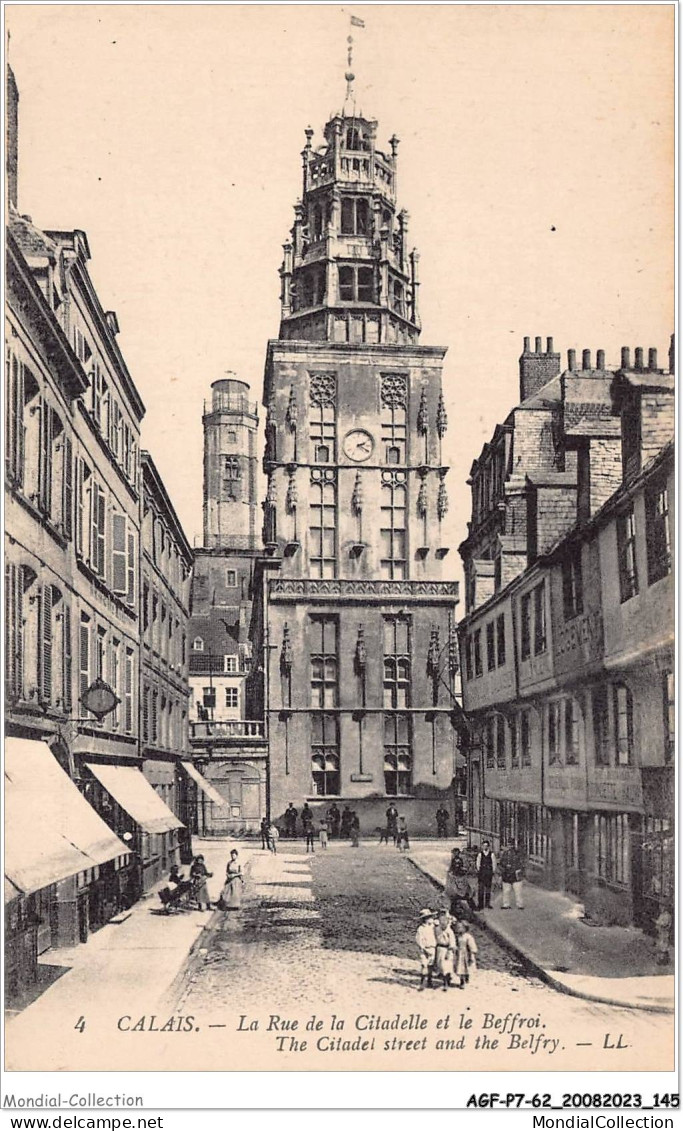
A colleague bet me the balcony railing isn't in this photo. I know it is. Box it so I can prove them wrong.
[190,719,265,740]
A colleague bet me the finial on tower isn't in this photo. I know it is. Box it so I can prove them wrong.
[344,15,365,106]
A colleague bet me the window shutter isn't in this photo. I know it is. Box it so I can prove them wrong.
[5,562,23,699]
[63,436,73,540]
[38,584,53,704]
[63,604,72,711]
[126,530,136,605]
[111,513,127,594]
[90,480,99,568]
[142,685,149,742]
[75,460,83,554]
[125,651,134,733]
[79,620,90,698]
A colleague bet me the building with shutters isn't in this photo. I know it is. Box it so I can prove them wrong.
[139,452,195,867]
[4,67,191,995]
[248,84,463,834]
[459,337,674,929]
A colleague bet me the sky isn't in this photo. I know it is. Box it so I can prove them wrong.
[6,4,674,585]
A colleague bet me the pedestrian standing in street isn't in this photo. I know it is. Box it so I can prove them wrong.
[499,841,525,909]
[284,803,298,839]
[453,797,462,839]
[454,919,478,988]
[189,854,213,911]
[340,805,353,839]
[386,803,399,845]
[449,847,466,874]
[435,805,449,838]
[476,840,496,910]
[327,803,340,839]
[301,802,313,838]
[260,817,269,851]
[318,818,329,850]
[434,908,456,991]
[305,821,316,853]
[654,905,672,965]
[219,849,245,910]
[415,909,436,991]
[350,811,360,847]
[396,815,410,852]
[267,822,280,854]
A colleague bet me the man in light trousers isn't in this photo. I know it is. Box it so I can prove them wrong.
[499,841,525,909]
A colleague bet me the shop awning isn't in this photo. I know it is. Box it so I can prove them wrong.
[180,761,226,807]
[5,738,130,900]
[85,763,184,834]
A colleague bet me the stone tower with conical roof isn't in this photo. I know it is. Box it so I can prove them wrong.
[256,87,462,833]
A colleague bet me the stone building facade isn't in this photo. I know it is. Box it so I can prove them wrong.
[459,338,674,929]
[4,69,191,997]
[140,452,194,867]
[188,378,267,835]
[250,97,461,834]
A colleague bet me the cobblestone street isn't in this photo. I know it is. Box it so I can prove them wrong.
[169,842,672,1072]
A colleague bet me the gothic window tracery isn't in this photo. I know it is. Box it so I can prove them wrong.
[380,374,407,464]
[309,372,337,463]
[310,468,337,578]
[380,470,407,579]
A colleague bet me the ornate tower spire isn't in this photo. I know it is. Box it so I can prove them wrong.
[277,88,421,346]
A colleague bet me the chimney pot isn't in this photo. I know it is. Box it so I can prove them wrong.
[648,347,657,370]
[523,336,530,353]
[568,349,576,371]
[582,349,591,371]
[621,347,631,369]
[596,349,605,370]
[634,347,644,371]
[546,336,554,354]
[535,336,542,354]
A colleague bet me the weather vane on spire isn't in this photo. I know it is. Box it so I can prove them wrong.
[345,13,365,105]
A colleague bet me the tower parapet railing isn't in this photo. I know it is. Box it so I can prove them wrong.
[204,394,259,416]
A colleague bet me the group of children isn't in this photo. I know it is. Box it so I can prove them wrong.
[415,906,478,992]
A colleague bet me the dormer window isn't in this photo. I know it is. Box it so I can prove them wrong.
[338,265,374,303]
[392,280,404,316]
[192,636,204,651]
[340,197,369,236]
[346,127,365,150]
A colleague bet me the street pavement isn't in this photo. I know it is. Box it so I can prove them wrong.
[409,843,675,1012]
[4,838,673,1073]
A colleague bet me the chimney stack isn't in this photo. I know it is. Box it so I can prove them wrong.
[582,349,591,371]
[518,334,561,401]
[567,349,576,371]
[648,347,658,371]
[634,347,644,371]
[596,349,605,370]
[621,347,631,370]
[669,334,675,375]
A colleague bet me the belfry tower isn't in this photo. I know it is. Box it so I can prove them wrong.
[257,70,461,831]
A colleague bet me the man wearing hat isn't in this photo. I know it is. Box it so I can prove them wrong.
[415,909,437,991]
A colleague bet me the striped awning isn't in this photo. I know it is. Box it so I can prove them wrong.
[180,761,226,806]
[5,739,130,900]
[85,763,184,834]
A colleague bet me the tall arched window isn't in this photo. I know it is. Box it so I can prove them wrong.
[380,471,407,579]
[309,470,337,578]
[311,714,340,795]
[384,715,412,796]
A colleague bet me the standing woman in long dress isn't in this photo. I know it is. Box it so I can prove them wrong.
[221,849,245,910]
[189,854,212,911]
[433,908,456,991]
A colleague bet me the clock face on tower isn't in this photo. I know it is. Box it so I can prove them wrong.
[342,429,375,462]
